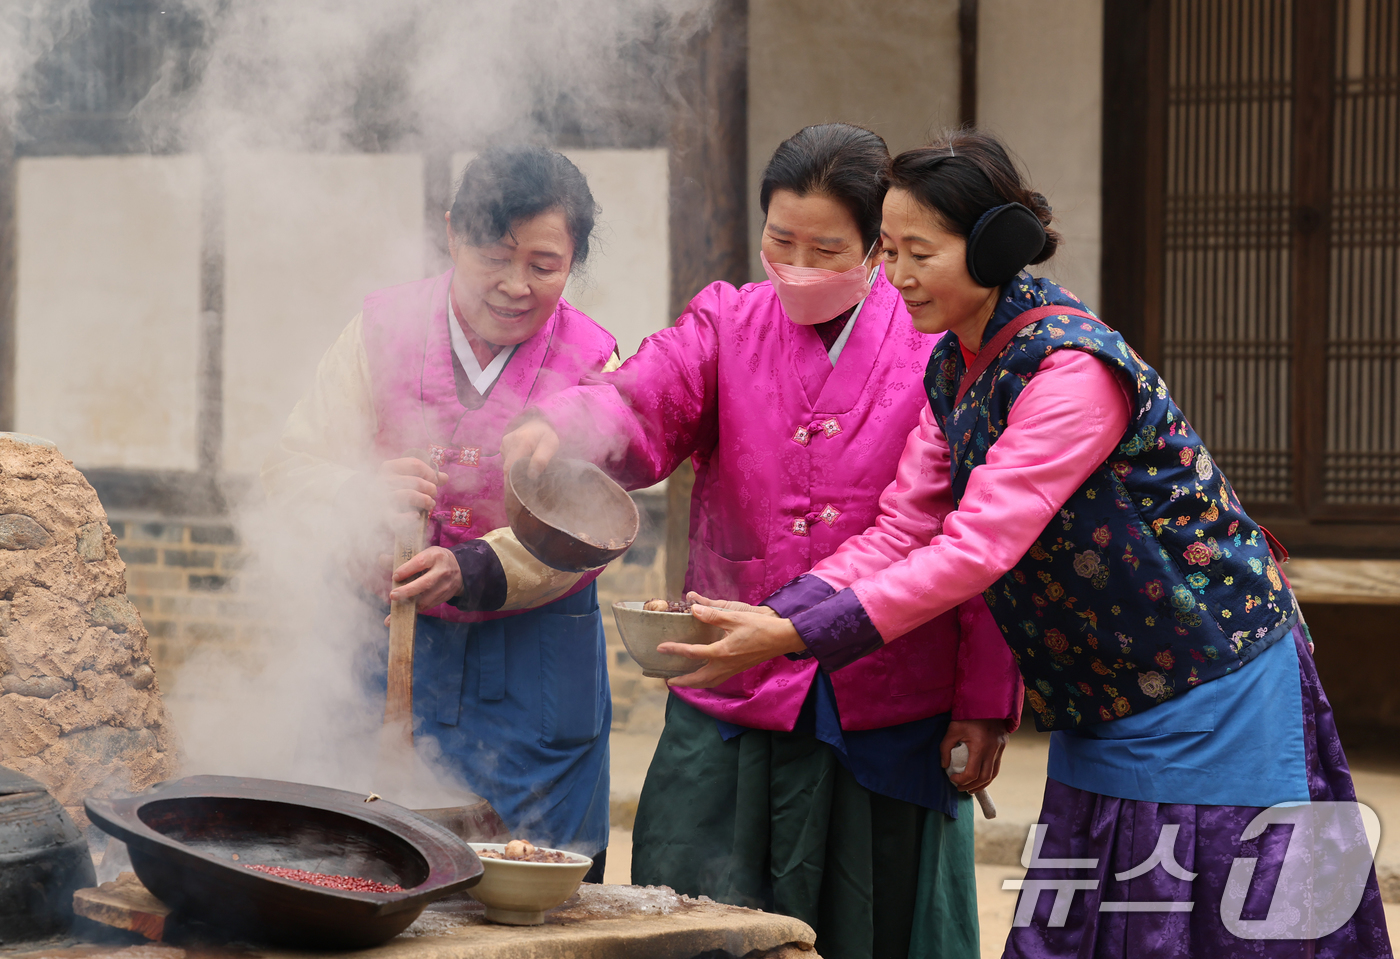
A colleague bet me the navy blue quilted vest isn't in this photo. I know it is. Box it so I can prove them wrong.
[925,274,1299,731]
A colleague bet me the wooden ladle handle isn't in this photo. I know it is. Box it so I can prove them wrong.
[384,448,433,740]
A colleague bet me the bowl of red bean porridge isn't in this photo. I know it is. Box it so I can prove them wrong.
[467,840,593,924]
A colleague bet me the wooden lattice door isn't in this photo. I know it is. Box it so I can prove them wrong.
[1324,0,1400,515]
[1104,0,1400,554]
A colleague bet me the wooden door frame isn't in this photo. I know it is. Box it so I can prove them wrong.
[1293,0,1338,521]
[1101,0,1400,556]
[0,119,14,434]
[662,0,748,599]
[1100,0,1168,367]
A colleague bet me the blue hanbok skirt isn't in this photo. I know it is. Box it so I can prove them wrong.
[367,582,611,857]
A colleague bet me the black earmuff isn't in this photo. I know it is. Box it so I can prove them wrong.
[965,202,1046,288]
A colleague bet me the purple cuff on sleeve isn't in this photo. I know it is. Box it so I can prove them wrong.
[762,574,836,619]
[788,587,885,672]
[448,539,507,612]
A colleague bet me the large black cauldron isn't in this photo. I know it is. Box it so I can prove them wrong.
[0,765,95,942]
[86,775,482,949]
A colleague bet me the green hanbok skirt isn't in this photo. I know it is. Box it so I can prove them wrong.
[632,693,979,959]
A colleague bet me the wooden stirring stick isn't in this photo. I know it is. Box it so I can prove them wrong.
[384,449,431,748]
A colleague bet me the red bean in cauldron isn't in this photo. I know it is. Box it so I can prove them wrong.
[244,863,403,893]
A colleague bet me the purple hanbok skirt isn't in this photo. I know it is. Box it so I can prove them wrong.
[1003,632,1392,958]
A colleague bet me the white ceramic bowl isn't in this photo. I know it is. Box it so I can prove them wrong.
[466,843,593,925]
[611,602,724,679]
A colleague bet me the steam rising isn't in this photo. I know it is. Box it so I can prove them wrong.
[3,0,710,822]
[165,487,480,810]
[7,0,713,150]
[1,2,90,119]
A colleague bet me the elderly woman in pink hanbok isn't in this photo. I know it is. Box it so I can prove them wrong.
[502,124,1022,959]
[265,147,620,882]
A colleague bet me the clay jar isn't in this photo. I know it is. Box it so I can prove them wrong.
[0,765,95,941]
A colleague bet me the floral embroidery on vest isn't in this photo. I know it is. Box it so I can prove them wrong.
[924,273,1299,731]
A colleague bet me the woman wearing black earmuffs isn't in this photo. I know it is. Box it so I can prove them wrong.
[660,130,1391,956]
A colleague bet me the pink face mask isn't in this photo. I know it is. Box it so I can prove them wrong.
[761,245,878,326]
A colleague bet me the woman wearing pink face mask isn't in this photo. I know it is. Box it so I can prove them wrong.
[502,124,1021,958]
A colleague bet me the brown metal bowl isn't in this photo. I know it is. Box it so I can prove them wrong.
[413,799,511,843]
[505,457,639,572]
[85,775,482,949]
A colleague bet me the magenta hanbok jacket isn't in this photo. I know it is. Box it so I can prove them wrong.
[532,268,1023,732]
[361,270,617,623]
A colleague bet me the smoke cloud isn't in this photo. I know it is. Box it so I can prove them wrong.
[156,0,709,153]
[0,1,90,120]
[1,0,714,153]
[4,0,708,823]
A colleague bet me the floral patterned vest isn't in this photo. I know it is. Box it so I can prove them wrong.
[925,274,1299,731]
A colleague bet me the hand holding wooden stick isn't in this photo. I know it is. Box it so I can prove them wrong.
[384,449,431,748]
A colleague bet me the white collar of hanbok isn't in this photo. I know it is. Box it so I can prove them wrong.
[447,288,517,394]
[826,294,867,367]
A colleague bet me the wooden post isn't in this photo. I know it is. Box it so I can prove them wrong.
[384,511,427,740]
[958,0,979,129]
[664,0,748,601]
[197,155,224,478]
[0,117,15,433]
[1291,0,1337,518]
[1099,0,1167,366]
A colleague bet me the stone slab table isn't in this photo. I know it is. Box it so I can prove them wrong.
[51,882,819,959]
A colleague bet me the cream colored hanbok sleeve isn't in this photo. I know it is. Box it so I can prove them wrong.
[261,317,622,611]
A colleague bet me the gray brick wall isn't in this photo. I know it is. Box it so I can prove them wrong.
[108,514,251,684]
[110,490,671,718]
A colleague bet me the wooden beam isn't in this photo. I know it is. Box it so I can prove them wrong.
[667,0,749,319]
[1291,0,1337,518]
[1250,516,1400,558]
[1099,0,1167,365]
[0,119,15,433]
[1286,559,1400,605]
[664,0,748,600]
[73,872,171,942]
[197,156,224,476]
[959,0,978,128]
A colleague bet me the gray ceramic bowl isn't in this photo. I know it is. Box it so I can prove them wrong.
[611,602,724,679]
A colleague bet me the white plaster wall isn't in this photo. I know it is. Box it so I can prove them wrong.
[14,155,203,470]
[976,0,1103,306]
[563,149,669,358]
[221,153,425,474]
[449,149,670,358]
[747,0,962,280]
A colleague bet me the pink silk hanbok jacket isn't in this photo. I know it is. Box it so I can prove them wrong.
[788,350,1136,660]
[361,270,617,622]
[532,268,1023,731]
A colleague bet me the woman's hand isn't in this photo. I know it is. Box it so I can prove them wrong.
[501,418,560,479]
[939,718,1008,793]
[380,458,447,524]
[382,547,463,622]
[685,591,779,616]
[659,605,807,688]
